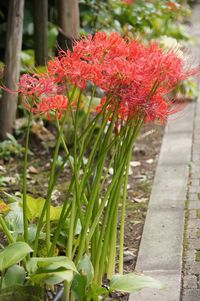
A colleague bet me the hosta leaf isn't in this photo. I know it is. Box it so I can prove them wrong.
[0,242,32,271]
[5,202,23,233]
[71,274,87,301]
[2,265,26,288]
[0,285,44,301]
[26,195,62,221]
[77,254,94,285]
[110,273,163,293]
[26,256,77,274]
[30,269,73,285]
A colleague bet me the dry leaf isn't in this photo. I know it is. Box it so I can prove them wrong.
[146,158,154,164]
[0,200,10,213]
[130,161,141,167]
[31,123,55,142]
[29,166,39,174]
[133,197,148,203]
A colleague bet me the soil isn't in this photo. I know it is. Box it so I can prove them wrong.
[0,120,164,300]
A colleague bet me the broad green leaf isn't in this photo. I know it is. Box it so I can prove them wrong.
[30,269,73,285]
[0,285,44,301]
[77,254,94,285]
[2,265,26,288]
[4,193,62,222]
[71,274,87,301]
[5,201,23,234]
[0,242,32,271]
[26,195,62,221]
[86,283,108,301]
[110,273,163,293]
[26,256,77,274]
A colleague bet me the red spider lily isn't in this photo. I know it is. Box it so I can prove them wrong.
[19,32,199,124]
[34,95,68,119]
[167,1,180,11]
[18,74,58,98]
[122,0,134,4]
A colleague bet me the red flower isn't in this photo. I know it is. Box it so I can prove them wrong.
[18,74,58,98]
[19,32,199,124]
[34,95,68,119]
[123,0,134,4]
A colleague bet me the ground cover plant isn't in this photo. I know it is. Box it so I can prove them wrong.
[0,31,199,300]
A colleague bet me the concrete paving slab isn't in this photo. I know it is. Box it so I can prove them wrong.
[129,270,181,301]
[135,208,184,271]
[158,132,193,165]
[149,165,189,206]
[129,103,195,301]
[166,104,195,134]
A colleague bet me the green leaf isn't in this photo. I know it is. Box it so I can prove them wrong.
[0,242,32,271]
[71,274,87,301]
[5,201,23,234]
[2,265,26,288]
[86,283,108,301]
[26,195,62,221]
[30,269,74,285]
[26,256,77,274]
[77,254,94,285]
[0,285,44,301]
[110,273,163,293]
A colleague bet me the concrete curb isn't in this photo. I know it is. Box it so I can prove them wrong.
[129,103,196,301]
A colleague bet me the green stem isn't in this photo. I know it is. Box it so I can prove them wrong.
[75,112,116,263]
[119,146,132,274]
[34,86,77,256]
[0,269,4,290]
[23,109,32,243]
[0,215,14,243]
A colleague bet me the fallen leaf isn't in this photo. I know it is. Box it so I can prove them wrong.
[133,197,148,203]
[28,166,39,174]
[130,161,141,167]
[0,200,10,213]
[0,166,6,173]
[146,158,154,164]
[139,129,155,139]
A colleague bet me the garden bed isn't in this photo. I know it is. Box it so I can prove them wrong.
[0,121,164,300]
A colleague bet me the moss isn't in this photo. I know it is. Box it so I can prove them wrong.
[183,197,189,253]
[196,229,200,238]
[197,209,200,219]
[126,200,148,220]
[196,250,200,262]
[136,180,152,194]
[198,193,200,201]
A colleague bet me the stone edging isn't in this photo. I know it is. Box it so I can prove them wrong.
[129,103,196,301]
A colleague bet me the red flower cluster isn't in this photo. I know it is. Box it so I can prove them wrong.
[34,95,68,119]
[18,32,199,123]
[122,0,134,4]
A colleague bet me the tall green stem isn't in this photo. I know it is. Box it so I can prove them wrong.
[34,86,77,256]
[118,146,132,274]
[0,215,14,243]
[23,109,32,243]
